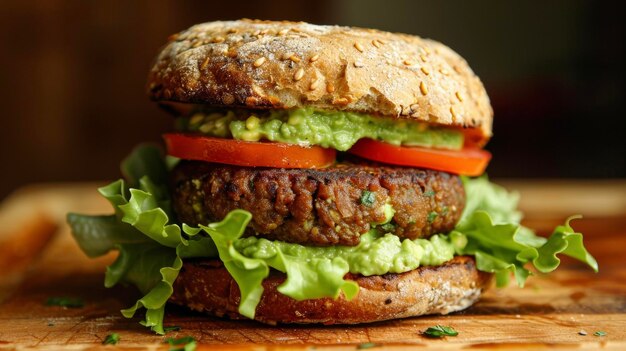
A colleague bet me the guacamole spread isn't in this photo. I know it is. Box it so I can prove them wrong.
[179,108,464,151]
[235,230,465,276]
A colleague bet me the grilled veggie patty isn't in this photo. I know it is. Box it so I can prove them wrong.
[171,160,465,246]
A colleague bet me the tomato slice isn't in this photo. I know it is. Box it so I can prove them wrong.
[348,139,491,176]
[164,133,336,168]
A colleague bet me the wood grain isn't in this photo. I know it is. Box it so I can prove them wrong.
[0,181,625,350]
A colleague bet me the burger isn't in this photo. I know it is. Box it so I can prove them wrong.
[67,20,597,334]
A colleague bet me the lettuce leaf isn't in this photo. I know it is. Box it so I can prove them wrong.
[67,145,598,334]
[67,145,358,331]
[455,177,598,287]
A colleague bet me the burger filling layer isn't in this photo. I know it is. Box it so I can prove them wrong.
[177,108,464,151]
[68,146,597,335]
[236,230,461,277]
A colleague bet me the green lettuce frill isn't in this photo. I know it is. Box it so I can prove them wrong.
[67,145,597,334]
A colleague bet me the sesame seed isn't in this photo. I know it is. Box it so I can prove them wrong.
[310,79,320,91]
[377,39,386,45]
[455,91,464,102]
[192,40,203,48]
[420,67,430,75]
[354,42,364,52]
[333,97,349,105]
[227,28,237,34]
[260,29,269,35]
[294,68,305,81]
[200,57,210,70]
[278,28,289,35]
[252,85,264,96]
[289,55,301,63]
[453,65,463,73]
[419,81,428,95]
[450,106,457,119]
[252,30,261,36]
[253,56,266,67]
[420,54,427,62]
[353,61,364,68]
[213,36,225,43]
[282,52,294,60]
[310,54,320,62]
[326,83,335,93]
[372,40,381,48]
[403,60,413,66]
[439,68,449,76]
[423,46,431,55]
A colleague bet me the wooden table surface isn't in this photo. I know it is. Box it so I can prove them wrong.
[0,180,625,350]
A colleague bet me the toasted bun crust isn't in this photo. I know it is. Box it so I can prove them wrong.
[148,20,493,141]
[170,256,492,324]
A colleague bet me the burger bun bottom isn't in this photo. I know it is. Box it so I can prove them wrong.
[170,255,492,324]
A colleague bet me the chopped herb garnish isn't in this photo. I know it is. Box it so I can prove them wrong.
[102,333,120,345]
[360,190,376,207]
[45,297,84,308]
[423,325,458,338]
[164,336,197,351]
[357,342,379,349]
[427,211,438,223]
[423,190,436,197]
[164,325,182,333]
[594,331,607,337]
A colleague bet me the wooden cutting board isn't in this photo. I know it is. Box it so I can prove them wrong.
[0,181,625,350]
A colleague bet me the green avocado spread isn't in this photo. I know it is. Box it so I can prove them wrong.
[179,108,464,151]
[235,230,466,276]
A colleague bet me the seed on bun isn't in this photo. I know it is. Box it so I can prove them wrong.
[148,19,493,145]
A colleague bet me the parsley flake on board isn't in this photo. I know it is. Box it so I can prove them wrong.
[164,336,197,351]
[45,297,84,308]
[356,342,380,349]
[102,333,120,345]
[423,325,458,338]
[594,331,607,337]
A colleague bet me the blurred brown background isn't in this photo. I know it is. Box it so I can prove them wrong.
[1,0,624,199]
